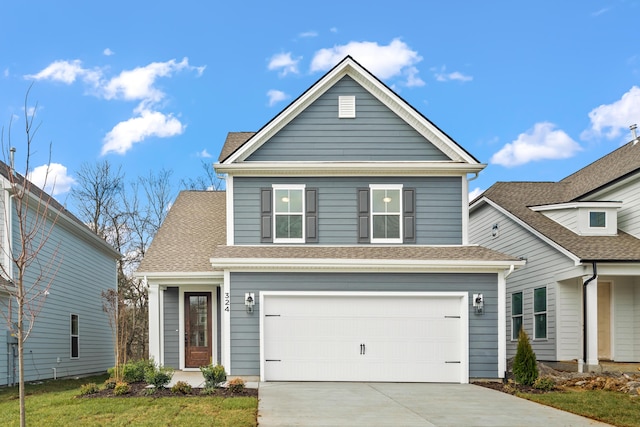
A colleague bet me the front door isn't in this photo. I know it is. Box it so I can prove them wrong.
[185,293,212,368]
[597,282,611,360]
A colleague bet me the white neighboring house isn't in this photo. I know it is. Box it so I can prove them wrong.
[1,161,120,386]
[470,138,640,370]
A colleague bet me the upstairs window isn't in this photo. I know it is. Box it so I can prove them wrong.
[70,314,79,359]
[370,185,402,243]
[589,211,606,228]
[534,287,547,339]
[511,292,523,340]
[274,186,305,243]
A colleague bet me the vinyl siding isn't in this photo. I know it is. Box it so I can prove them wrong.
[588,175,640,238]
[163,287,180,368]
[611,277,639,361]
[234,176,462,245]
[229,272,499,379]
[1,294,8,384]
[542,209,578,233]
[1,200,117,385]
[247,76,450,162]
[555,278,582,360]
[470,203,577,361]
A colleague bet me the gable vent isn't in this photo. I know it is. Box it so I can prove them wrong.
[339,95,356,118]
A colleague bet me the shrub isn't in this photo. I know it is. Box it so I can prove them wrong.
[533,376,556,391]
[200,364,226,388]
[78,383,100,396]
[144,364,174,389]
[113,382,130,396]
[512,328,538,386]
[200,387,216,395]
[123,359,155,383]
[171,380,192,394]
[104,378,117,390]
[227,377,245,394]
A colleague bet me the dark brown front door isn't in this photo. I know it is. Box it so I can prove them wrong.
[185,293,212,368]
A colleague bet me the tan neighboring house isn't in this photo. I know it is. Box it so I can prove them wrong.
[470,138,640,370]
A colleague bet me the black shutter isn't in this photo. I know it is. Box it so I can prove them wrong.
[403,188,416,243]
[260,188,272,243]
[357,188,370,243]
[305,188,318,243]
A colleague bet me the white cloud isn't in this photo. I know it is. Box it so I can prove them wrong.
[25,59,98,84]
[268,53,300,76]
[299,31,318,38]
[491,122,582,167]
[198,149,212,158]
[405,66,425,87]
[582,86,640,140]
[433,66,473,82]
[267,89,289,107]
[329,27,338,33]
[592,8,609,17]
[103,48,115,56]
[468,187,484,201]
[102,110,185,155]
[3,68,8,78]
[28,163,76,196]
[310,39,423,85]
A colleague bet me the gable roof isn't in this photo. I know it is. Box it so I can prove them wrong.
[218,56,480,167]
[137,191,226,274]
[474,141,640,262]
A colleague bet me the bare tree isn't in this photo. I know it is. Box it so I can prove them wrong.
[181,160,224,191]
[0,91,61,427]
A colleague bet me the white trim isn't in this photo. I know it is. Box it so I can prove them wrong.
[70,313,79,359]
[585,276,599,365]
[462,175,469,245]
[259,291,469,384]
[510,291,524,341]
[226,176,234,245]
[148,283,162,364]
[369,184,402,244]
[471,197,582,265]
[272,184,305,243]
[158,287,165,366]
[216,162,483,176]
[179,286,218,370]
[532,286,548,340]
[497,270,506,378]
[530,201,622,211]
[222,270,231,373]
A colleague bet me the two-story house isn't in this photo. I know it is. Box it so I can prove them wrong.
[138,56,522,383]
[1,162,120,386]
[469,137,640,371]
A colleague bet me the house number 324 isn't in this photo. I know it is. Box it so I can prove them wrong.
[224,292,230,312]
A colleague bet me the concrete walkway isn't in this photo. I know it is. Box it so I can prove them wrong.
[258,382,612,427]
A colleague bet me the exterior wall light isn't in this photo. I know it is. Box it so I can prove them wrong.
[473,293,484,314]
[245,293,255,313]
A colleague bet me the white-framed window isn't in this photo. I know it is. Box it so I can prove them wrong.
[70,314,79,359]
[370,184,403,243]
[589,211,606,228]
[533,287,547,339]
[273,185,305,243]
[511,292,523,340]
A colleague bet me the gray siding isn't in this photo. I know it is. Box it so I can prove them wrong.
[1,200,117,385]
[591,175,640,238]
[229,272,499,379]
[163,287,179,368]
[234,176,462,245]
[247,76,450,162]
[470,203,577,361]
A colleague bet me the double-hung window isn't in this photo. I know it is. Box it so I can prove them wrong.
[533,287,547,339]
[70,314,79,359]
[511,292,523,340]
[370,184,402,243]
[273,185,305,243]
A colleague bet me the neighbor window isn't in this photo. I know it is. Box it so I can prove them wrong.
[589,211,606,228]
[70,314,79,358]
[370,185,402,243]
[534,287,547,339]
[273,185,305,243]
[511,292,523,340]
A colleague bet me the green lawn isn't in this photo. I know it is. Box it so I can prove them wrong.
[0,375,257,427]
[520,390,640,427]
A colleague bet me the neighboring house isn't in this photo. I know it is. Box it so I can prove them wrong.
[469,138,640,370]
[137,56,522,383]
[1,162,120,386]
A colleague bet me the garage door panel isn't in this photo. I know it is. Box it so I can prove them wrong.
[263,293,466,383]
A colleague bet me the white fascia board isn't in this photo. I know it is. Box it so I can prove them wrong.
[530,201,622,211]
[209,257,524,273]
[223,58,480,166]
[135,271,224,286]
[216,161,484,176]
[473,197,582,265]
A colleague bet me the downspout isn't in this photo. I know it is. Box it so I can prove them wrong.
[581,261,597,373]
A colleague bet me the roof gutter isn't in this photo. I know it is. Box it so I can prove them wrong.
[582,261,597,372]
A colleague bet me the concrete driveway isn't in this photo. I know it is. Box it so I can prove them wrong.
[258,382,611,426]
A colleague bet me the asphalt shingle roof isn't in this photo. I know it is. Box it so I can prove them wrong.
[218,132,255,162]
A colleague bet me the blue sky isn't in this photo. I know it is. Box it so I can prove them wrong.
[2,1,640,210]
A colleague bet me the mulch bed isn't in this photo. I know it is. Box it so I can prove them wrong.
[81,382,258,398]
[472,380,548,394]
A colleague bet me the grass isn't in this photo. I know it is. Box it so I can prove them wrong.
[0,374,257,426]
[520,389,640,427]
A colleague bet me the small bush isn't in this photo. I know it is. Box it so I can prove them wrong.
[227,377,245,394]
[144,364,174,389]
[200,364,226,388]
[533,376,556,391]
[78,383,100,396]
[123,359,155,383]
[104,378,117,390]
[200,387,216,395]
[113,382,130,396]
[512,328,538,386]
[171,380,192,394]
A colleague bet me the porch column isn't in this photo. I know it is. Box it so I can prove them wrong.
[585,277,599,366]
[497,270,507,378]
[222,271,231,373]
[148,283,162,363]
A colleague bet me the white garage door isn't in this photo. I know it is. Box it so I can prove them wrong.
[261,292,468,383]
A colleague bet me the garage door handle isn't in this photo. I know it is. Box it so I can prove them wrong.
[360,343,366,355]
[445,361,461,363]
